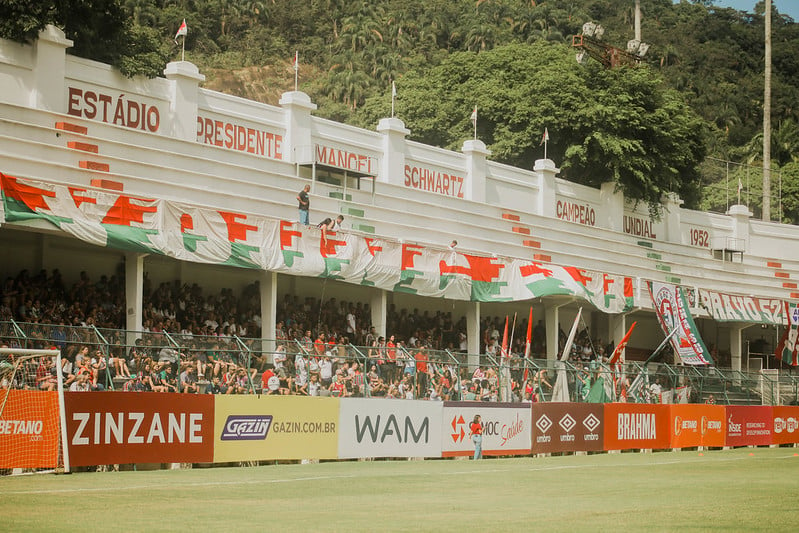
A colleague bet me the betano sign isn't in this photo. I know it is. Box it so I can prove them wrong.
[0,390,60,468]
[442,401,530,457]
[338,398,442,458]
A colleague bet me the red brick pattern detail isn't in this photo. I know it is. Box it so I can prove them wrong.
[55,122,87,135]
[533,254,551,262]
[774,272,790,279]
[502,213,520,221]
[522,240,541,248]
[791,292,799,300]
[90,179,123,192]
[67,141,98,153]
[783,282,797,289]
[512,226,530,235]
[767,261,782,268]
[79,161,109,172]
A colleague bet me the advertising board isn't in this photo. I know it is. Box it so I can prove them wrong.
[442,402,531,457]
[64,392,214,466]
[725,406,772,447]
[603,403,671,450]
[213,395,338,462]
[669,404,725,448]
[0,390,60,468]
[338,398,442,459]
[531,403,604,453]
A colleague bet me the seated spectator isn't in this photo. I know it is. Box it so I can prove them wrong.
[180,365,200,393]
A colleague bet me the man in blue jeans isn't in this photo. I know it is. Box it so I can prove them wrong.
[297,184,310,225]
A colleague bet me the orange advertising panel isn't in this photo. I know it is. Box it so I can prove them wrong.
[771,406,799,445]
[64,392,214,466]
[604,403,671,450]
[0,390,60,468]
[669,404,725,448]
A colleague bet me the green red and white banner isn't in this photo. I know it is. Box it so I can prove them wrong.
[648,281,713,365]
[0,173,634,310]
[698,289,784,324]
[776,301,799,366]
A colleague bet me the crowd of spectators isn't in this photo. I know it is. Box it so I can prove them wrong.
[0,266,675,404]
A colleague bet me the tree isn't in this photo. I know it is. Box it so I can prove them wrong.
[355,41,707,215]
[0,0,168,78]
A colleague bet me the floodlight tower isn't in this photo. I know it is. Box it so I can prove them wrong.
[572,1,649,68]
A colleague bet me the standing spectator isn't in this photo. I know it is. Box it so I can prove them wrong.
[297,184,310,225]
[470,415,483,460]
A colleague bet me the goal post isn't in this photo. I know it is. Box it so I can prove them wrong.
[0,347,69,474]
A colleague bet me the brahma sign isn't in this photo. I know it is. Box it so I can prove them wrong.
[604,404,670,450]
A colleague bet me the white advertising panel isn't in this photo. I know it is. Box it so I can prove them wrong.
[338,398,442,459]
[442,402,531,457]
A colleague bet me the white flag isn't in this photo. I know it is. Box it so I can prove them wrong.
[392,80,397,97]
[470,106,477,123]
[540,127,549,145]
[293,51,299,72]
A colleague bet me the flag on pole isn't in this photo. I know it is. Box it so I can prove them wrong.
[175,19,188,44]
[608,321,636,366]
[293,51,299,73]
[392,80,397,97]
[540,127,549,146]
[499,316,509,360]
[560,307,582,362]
[524,307,533,360]
[470,106,477,124]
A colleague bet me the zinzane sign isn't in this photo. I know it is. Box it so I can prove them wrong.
[64,392,214,466]
[442,402,531,457]
[338,398,442,458]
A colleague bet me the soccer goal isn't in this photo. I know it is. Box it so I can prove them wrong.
[0,347,70,474]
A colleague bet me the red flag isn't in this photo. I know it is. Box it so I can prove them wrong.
[524,307,533,359]
[293,50,299,72]
[523,308,532,381]
[500,316,509,360]
[608,321,637,366]
[174,19,187,44]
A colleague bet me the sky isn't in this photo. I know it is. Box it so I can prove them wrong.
[701,1,799,20]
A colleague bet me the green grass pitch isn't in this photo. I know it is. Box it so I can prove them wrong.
[1,447,798,531]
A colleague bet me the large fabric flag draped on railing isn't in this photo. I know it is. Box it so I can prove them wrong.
[0,172,635,310]
[776,301,799,366]
[648,281,713,365]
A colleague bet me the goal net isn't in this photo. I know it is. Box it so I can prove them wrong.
[0,348,69,473]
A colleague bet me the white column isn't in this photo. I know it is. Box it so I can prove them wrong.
[260,270,277,360]
[279,91,317,165]
[726,204,753,252]
[600,181,624,232]
[544,303,560,361]
[125,253,145,346]
[163,61,205,141]
[534,159,559,218]
[662,192,684,243]
[377,117,409,185]
[461,139,490,202]
[729,324,745,373]
[608,314,627,357]
[370,289,388,337]
[31,25,73,112]
[467,302,481,369]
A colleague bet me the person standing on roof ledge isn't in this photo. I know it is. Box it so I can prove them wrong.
[297,184,310,225]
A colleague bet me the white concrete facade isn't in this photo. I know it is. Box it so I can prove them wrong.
[0,27,797,369]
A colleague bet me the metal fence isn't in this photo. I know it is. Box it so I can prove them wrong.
[2,320,797,405]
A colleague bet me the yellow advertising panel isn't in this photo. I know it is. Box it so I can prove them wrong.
[213,396,339,462]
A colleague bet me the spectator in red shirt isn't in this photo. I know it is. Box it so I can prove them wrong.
[470,414,483,460]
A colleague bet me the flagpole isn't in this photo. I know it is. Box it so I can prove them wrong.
[294,51,299,92]
[181,35,185,62]
[391,81,396,118]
